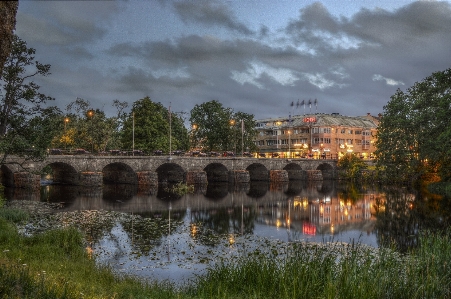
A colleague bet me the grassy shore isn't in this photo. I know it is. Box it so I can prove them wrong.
[1,205,451,298]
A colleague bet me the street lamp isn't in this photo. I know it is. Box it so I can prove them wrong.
[64,117,69,151]
[191,124,198,151]
[230,119,236,154]
[275,121,281,150]
[87,110,94,153]
[288,130,291,159]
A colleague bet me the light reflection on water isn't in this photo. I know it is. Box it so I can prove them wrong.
[7,180,449,284]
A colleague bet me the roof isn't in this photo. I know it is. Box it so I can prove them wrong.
[256,113,378,129]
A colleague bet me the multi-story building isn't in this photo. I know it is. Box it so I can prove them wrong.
[254,113,379,159]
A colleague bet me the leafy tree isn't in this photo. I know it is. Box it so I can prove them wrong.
[337,154,367,180]
[0,34,60,163]
[0,1,18,78]
[190,100,233,152]
[121,97,188,153]
[375,69,451,182]
[231,111,258,154]
[52,98,124,153]
[190,100,257,154]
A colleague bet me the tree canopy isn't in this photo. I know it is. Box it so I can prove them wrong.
[121,97,188,153]
[0,34,60,163]
[189,100,257,154]
[375,68,451,182]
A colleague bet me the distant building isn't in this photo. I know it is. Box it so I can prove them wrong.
[254,113,379,159]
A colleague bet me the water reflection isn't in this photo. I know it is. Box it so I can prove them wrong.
[5,180,451,281]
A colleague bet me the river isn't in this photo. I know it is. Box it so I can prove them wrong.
[5,179,450,284]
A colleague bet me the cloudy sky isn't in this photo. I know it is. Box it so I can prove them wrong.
[14,0,451,121]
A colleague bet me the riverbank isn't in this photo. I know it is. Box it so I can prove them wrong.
[1,200,451,298]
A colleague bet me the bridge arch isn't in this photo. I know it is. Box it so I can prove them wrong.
[44,162,80,185]
[156,163,186,183]
[316,163,335,180]
[204,163,229,182]
[1,165,15,187]
[246,163,269,181]
[283,163,304,180]
[103,162,137,184]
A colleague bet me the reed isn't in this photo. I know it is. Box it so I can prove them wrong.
[1,213,451,298]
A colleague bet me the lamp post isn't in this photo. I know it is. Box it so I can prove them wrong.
[87,110,94,153]
[241,119,244,157]
[288,130,291,159]
[275,121,281,151]
[64,117,69,151]
[191,124,198,151]
[132,112,135,156]
[230,119,236,154]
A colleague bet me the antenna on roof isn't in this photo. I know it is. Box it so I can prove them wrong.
[314,98,318,113]
[308,99,312,114]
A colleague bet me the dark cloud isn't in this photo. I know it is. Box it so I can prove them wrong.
[173,0,254,35]
[12,1,451,121]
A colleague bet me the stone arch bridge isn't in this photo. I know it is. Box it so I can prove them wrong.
[1,155,338,189]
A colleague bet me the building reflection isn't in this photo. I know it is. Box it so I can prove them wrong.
[256,182,377,238]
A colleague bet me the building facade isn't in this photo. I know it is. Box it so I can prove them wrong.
[254,113,379,159]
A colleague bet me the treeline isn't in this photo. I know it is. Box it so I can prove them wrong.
[0,35,258,161]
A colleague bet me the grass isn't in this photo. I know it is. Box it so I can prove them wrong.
[1,208,451,298]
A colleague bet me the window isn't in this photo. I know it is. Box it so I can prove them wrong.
[323,138,331,144]
[341,128,346,134]
[355,130,362,135]
[313,138,320,144]
[323,128,331,133]
[346,139,353,145]
[312,127,320,134]
[348,130,353,134]
[363,131,371,136]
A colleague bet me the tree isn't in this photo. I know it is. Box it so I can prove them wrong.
[0,1,18,79]
[337,154,367,180]
[121,97,188,153]
[190,100,258,154]
[190,100,233,152]
[53,98,124,152]
[231,111,258,154]
[0,34,59,163]
[375,68,451,182]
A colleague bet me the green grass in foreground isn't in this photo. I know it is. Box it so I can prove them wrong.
[1,210,451,299]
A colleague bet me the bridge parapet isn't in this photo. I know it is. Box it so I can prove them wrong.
[1,156,338,188]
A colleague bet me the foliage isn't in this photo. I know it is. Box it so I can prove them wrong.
[166,182,194,196]
[375,68,451,182]
[337,154,367,180]
[0,35,60,163]
[190,100,258,153]
[121,97,188,153]
[52,98,127,152]
[0,1,18,78]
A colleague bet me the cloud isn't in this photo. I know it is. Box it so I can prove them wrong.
[13,1,451,120]
[372,74,404,86]
[173,0,254,35]
[231,61,299,89]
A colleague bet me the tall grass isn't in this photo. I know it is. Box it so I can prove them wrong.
[188,236,451,299]
[0,218,179,299]
[2,212,451,298]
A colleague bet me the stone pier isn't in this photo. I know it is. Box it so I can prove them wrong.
[228,170,250,183]
[270,170,289,182]
[186,170,208,184]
